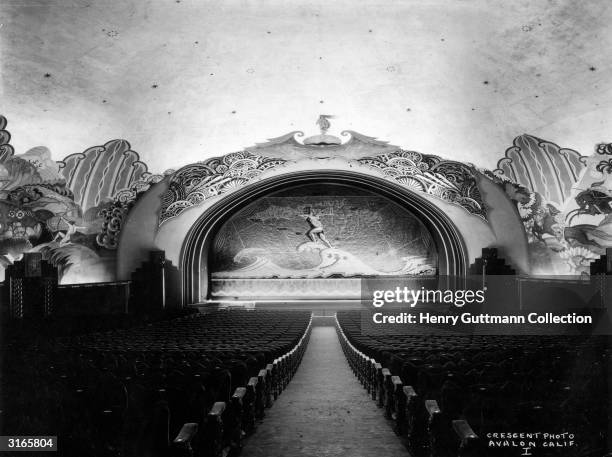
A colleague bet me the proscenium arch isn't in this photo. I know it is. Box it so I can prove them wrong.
[180,171,468,304]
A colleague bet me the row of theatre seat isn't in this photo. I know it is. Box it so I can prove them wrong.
[1,310,313,457]
[336,310,609,457]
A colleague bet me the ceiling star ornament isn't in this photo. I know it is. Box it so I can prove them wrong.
[159,151,287,225]
[357,150,487,219]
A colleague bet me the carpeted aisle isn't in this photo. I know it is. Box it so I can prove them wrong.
[240,326,410,457]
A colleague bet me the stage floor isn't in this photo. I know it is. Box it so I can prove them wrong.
[190,299,364,315]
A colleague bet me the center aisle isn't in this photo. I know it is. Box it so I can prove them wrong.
[241,325,410,457]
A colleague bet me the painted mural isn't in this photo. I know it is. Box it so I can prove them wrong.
[488,135,612,275]
[2,112,611,283]
[210,184,438,279]
[0,115,163,284]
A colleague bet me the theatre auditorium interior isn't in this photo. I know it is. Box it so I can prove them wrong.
[0,111,610,456]
[1,3,612,456]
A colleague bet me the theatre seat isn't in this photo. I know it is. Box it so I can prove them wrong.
[2,310,313,457]
[336,310,608,457]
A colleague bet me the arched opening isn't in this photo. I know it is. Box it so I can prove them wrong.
[181,171,468,304]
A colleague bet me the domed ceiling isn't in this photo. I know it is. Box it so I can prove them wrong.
[2,0,611,172]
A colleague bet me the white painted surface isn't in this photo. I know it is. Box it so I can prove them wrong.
[2,0,611,171]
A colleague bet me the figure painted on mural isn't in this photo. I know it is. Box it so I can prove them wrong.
[52,216,87,246]
[501,181,533,206]
[303,207,333,248]
[560,181,612,252]
[501,182,560,243]
[212,193,438,280]
[565,182,612,225]
[530,200,563,243]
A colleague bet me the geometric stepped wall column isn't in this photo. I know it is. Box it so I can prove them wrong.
[468,247,517,312]
[130,250,181,314]
[590,248,612,275]
[468,248,516,275]
[590,248,612,309]
[3,252,59,319]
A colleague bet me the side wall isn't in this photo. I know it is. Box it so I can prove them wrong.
[475,172,530,273]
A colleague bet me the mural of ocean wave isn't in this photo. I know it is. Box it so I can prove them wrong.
[210,185,439,278]
[212,246,436,279]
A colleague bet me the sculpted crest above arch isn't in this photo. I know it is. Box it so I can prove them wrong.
[158,128,487,226]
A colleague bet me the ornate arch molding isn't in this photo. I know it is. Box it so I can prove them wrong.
[180,170,468,304]
[159,131,486,227]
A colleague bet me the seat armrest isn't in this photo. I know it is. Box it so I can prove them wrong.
[452,420,478,442]
[173,422,198,444]
[171,422,198,457]
[403,385,417,399]
[392,376,402,389]
[209,401,226,417]
[232,387,247,401]
[425,399,440,418]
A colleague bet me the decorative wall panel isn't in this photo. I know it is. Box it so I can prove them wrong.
[210,184,437,288]
[160,130,487,225]
[3,111,610,285]
[59,139,157,210]
[0,116,161,284]
[0,116,15,163]
[159,152,287,225]
[494,134,586,207]
[488,136,612,275]
[357,150,486,219]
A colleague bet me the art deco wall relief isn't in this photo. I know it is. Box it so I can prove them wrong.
[159,127,487,225]
[1,114,611,283]
[0,116,163,283]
